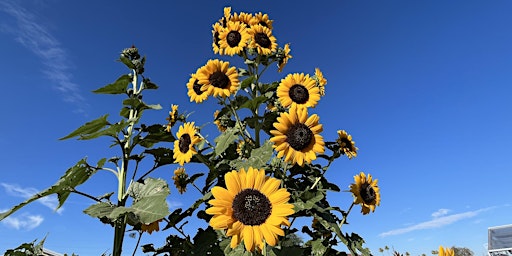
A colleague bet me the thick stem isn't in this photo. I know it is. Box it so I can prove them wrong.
[113,217,127,256]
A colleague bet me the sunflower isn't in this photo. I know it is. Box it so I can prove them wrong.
[212,22,225,54]
[248,24,277,55]
[439,246,455,256]
[349,172,381,215]
[220,6,232,27]
[270,105,325,166]
[314,68,327,96]
[336,130,358,159]
[173,122,201,166]
[206,167,294,252]
[172,167,188,194]
[196,59,239,98]
[165,104,179,132]
[213,110,227,132]
[219,21,250,56]
[277,73,320,109]
[251,12,273,29]
[277,43,292,73]
[141,219,162,234]
[230,11,254,27]
[186,72,209,103]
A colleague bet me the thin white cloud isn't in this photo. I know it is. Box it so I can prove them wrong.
[1,183,63,214]
[1,212,44,230]
[431,208,451,218]
[379,207,493,237]
[0,0,88,113]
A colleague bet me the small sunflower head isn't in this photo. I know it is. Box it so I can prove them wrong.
[213,110,228,132]
[196,59,239,98]
[248,24,278,55]
[277,73,320,110]
[349,172,381,214]
[172,167,189,194]
[314,68,327,96]
[165,104,179,132]
[277,43,292,72]
[336,130,358,159]
[187,71,209,103]
[236,138,253,158]
[439,246,455,256]
[173,122,202,166]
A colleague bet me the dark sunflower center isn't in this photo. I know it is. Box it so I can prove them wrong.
[286,123,313,151]
[227,31,242,47]
[289,84,309,104]
[209,71,230,89]
[259,21,268,27]
[232,189,272,226]
[360,184,376,204]
[254,32,271,48]
[192,79,204,95]
[178,134,191,153]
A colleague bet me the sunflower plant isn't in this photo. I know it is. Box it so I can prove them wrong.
[1,7,381,256]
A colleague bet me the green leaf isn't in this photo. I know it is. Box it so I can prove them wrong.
[311,239,327,256]
[92,74,131,94]
[110,178,170,223]
[83,202,116,219]
[191,227,223,255]
[78,120,128,140]
[239,96,267,112]
[59,115,109,140]
[0,158,97,220]
[232,140,273,169]
[143,78,159,90]
[138,124,175,148]
[119,55,135,69]
[240,75,255,89]
[144,147,174,167]
[214,127,239,156]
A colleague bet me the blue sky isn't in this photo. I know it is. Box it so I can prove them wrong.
[1,0,511,255]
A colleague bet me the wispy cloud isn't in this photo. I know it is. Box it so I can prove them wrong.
[379,207,493,237]
[1,183,63,214]
[0,210,44,230]
[0,0,88,113]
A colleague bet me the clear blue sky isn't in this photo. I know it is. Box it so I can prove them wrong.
[1,0,511,255]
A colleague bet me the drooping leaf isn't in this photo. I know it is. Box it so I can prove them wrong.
[214,127,239,156]
[59,115,109,140]
[78,120,128,140]
[0,158,97,220]
[92,74,131,94]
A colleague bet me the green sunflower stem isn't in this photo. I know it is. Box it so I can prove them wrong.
[339,202,355,228]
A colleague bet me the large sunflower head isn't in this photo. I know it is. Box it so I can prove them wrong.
[186,72,209,103]
[173,122,202,166]
[196,59,239,98]
[172,167,188,194]
[270,105,325,166]
[439,246,455,256]
[277,43,292,73]
[248,24,277,55]
[219,21,250,56]
[206,167,294,252]
[349,172,381,215]
[336,130,358,159]
[314,68,327,96]
[277,73,320,110]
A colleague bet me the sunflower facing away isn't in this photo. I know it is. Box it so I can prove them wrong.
[439,246,455,256]
[248,24,277,55]
[173,122,201,166]
[336,130,358,159]
[277,43,292,72]
[277,73,320,109]
[165,104,179,132]
[212,22,225,55]
[219,21,250,56]
[314,68,327,96]
[140,219,163,234]
[206,167,294,252]
[196,59,239,98]
[186,72,209,103]
[270,105,325,166]
[349,172,381,215]
[172,167,188,194]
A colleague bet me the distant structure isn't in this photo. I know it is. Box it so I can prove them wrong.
[42,248,64,256]
[488,224,512,256]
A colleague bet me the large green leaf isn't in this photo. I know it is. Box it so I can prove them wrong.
[232,140,273,169]
[214,127,239,156]
[92,74,131,94]
[109,178,170,224]
[83,202,116,219]
[78,120,127,141]
[59,115,109,140]
[0,158,98,220]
